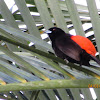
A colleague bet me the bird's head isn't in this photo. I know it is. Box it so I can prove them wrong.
[46,27,65,40]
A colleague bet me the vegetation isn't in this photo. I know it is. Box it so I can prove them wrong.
[0,0,99,99]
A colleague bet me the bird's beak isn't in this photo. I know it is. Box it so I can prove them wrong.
[45,30,52,34]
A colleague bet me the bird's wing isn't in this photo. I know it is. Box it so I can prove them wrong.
[55,35,82,61]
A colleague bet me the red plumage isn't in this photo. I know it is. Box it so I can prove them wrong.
[71,35,96,57]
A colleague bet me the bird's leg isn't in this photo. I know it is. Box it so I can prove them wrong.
[79,51,84,67]
[64,59,73,70]
[79,61,82,67]
[64,59,69,64]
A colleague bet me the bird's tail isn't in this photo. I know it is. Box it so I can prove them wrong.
[90,55,100,65]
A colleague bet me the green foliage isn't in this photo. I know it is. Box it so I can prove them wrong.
[0,0,99,99]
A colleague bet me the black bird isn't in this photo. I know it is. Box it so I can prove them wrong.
[46,27,100,66]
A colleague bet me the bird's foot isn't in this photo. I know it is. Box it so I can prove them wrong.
[64,59,73,70]
[64,59,69,64]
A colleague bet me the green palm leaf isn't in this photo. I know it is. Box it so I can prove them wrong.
[0,0,99,99]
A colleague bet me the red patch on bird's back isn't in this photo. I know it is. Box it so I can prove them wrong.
[71,35,96,56]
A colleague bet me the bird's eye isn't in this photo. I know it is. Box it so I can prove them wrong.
[53,29,56,31]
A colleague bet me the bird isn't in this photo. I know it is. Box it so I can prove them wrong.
[46,27,100,66]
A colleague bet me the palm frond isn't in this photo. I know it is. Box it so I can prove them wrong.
[0,0,99,99]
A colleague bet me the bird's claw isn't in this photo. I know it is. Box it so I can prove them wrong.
[64,59,73,70]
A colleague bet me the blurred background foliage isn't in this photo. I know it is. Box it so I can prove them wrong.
[0,0,100,99]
